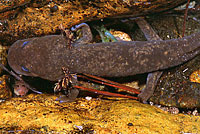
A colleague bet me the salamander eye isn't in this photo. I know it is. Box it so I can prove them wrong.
[21,66,29,72]
[22,41,30,48]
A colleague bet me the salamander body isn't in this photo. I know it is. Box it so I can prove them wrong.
[8,29,200,81]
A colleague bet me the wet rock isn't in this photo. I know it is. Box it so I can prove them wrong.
[0,94,200,133]
[0,75,12,99]
[0,0,187,44]
[0,43,8,74]
[150,55,200,108]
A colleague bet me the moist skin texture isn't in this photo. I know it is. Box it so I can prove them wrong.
[135,18,163,102]
[7,23,200,102]
[7,28,200,82]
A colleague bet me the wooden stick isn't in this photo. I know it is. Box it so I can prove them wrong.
[74,85,138,100]
[182,0,190,37]
[79,74,140,94]
[0,63,42,94]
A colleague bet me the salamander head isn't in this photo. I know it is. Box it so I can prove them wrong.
[8,35,68,81]
[8,38,40,77]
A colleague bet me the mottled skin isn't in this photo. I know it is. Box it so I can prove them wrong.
[135,18,163,102]
[7,23,200,101]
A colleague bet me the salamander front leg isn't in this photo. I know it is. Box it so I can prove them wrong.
[138,71,163,103]
[55,88,79,103]
[54,67,80,103]
[71,23,93,45]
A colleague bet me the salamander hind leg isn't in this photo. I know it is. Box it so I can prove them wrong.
[135,18,163,102]
[138,71,163,103]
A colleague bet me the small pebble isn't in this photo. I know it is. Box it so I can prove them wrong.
[192,109,198,116]
[75,125,83,131]
[127,123,133,126]
[0,99,5,103]
[85,96,92,101]
[149,101,154,106]
[50,5,58,12]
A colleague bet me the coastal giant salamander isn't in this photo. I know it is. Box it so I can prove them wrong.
[7,23,200,101]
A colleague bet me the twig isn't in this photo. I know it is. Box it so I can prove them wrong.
[182,0,190,37]
[80,73,140,94]
[0,63,42,94]
[74,85,138,100]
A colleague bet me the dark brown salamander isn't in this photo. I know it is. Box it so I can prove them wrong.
[7,23,200,101]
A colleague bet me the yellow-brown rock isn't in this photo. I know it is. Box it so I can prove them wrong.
[0,43,8,74]
[0,75,12,99]
[190,70,200,83]
[0,94,199,133]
